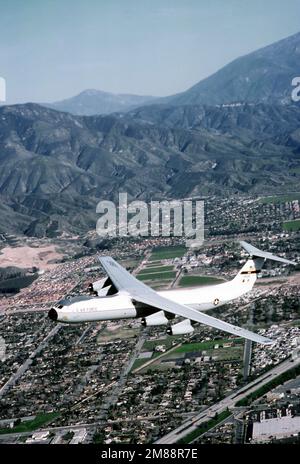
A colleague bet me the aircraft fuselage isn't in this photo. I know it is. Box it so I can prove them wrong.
[48,276,253,324]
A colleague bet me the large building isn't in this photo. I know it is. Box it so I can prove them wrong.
[252,415,300,443]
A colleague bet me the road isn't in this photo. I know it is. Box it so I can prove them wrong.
[68,331,148,422]
[243,339,252,380]
[132,251,152,276]
[155,355,300,444]
[243,306,254,380]
[131,340,183,374]
[168,267,182,289]
[0,411,196,442]
[95,333,147,420]
[0,324,62,399]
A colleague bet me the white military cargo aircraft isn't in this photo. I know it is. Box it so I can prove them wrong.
[48,241,296,345]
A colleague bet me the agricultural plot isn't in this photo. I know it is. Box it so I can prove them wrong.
[138,265,174,274]
[133,338,244,373]
[260,194,300,204]
[283,219,300,231]
[0,413,59,435]
[149,245,186,261]
[137,271,176,281]
[141,336,183,352]
[173,338,243,353]
[178,275,225,287]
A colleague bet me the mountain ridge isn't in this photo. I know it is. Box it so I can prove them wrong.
[45,89,156,116]
[158,31,300,107]
[42,31,300,115]
[0,102,299,237]
[1,31,300,237]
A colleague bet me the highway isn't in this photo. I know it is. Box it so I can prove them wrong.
[243,339,252,380]
[155,355,300,444]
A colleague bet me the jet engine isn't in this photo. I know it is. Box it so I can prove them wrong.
[141,311,169,327]
[167,319,194,335]
[88,277,116,296]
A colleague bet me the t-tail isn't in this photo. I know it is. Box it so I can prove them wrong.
[232,256,265,291]
[233,240,296,292]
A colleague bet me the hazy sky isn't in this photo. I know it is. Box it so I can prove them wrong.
[1,0,300,104]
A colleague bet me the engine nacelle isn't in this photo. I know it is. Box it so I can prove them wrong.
[96,285,112,296]
[88,277,110,295]
[167,319,194,335]
[141,311,169,327]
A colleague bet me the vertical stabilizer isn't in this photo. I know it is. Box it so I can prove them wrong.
[233,257,265,290]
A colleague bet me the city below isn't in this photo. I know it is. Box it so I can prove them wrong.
[0,193,300,444]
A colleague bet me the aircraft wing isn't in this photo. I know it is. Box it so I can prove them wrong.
[240,241,297,265]
[98,256,274,345]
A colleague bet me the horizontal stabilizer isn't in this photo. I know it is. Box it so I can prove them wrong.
[240,241,297,266]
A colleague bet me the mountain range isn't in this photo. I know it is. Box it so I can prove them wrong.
[0,101,299,237]
[45,31,300,115]
[160,31,300,107]
[0,31,299,237]
[46,89,156,116]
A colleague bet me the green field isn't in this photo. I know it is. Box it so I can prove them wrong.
[178,275,225,287]
[141,337,242,353]
[131,358,150,371]
[260,194,300,205]
[154,345,243,364]
[283,219,300,232]
[206,347,243,361]
[120,258,141,268]
[0,412,59,435]
[137,271,176,281]
[142,336,182,352]
[149,245,186,261]
[137,339,244,373]
[173,338,243,353]
[138,265,174,274]
[143,262,172,268]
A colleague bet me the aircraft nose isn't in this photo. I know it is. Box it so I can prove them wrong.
[48,307,58,321]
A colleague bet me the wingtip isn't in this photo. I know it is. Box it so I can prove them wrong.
[239,240,297,266]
